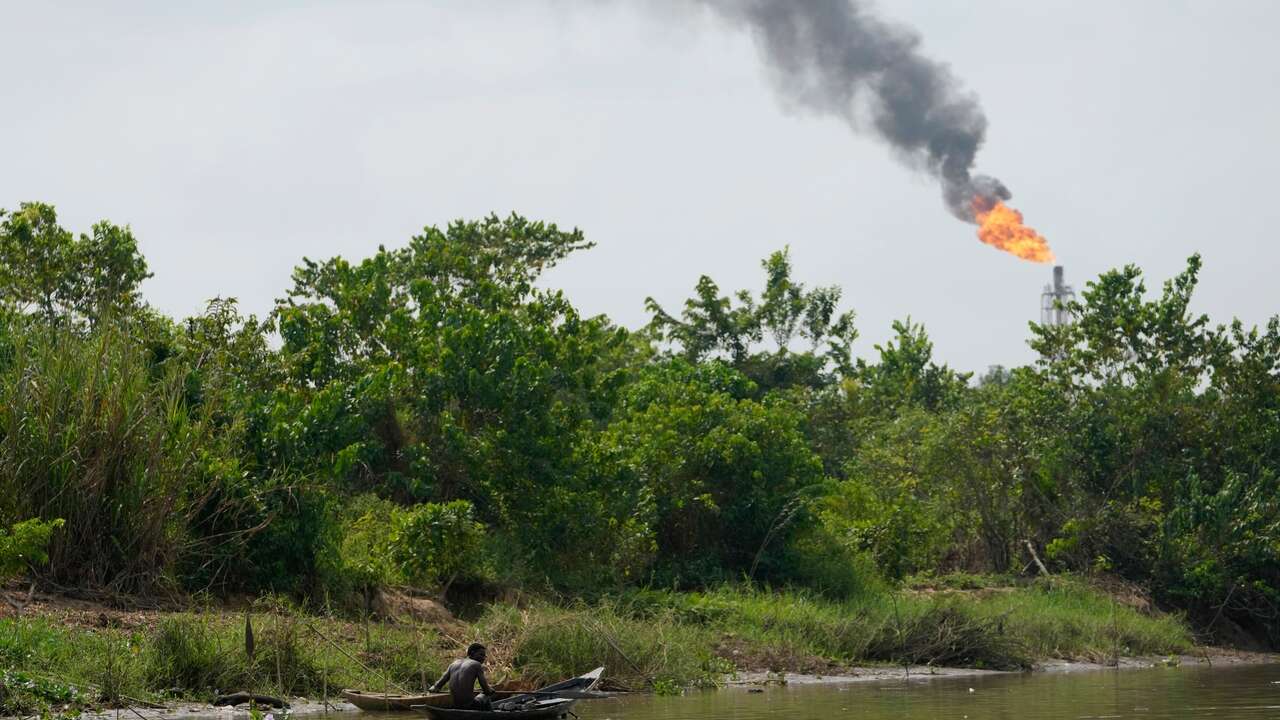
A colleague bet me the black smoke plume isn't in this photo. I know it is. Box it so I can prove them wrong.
[700,0,1009,220]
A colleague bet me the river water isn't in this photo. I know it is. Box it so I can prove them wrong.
[560,665,1280,720]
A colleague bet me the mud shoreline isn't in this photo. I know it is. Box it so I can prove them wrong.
[725,648,1278,687]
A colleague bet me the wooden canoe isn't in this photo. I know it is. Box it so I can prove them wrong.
[341,690,452,712]
[343,689,528,712]
[349,665,604,713]
[526,666,603,698]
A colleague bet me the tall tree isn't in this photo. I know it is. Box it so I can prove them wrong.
[646,247,857,391]
[269,214,630,582]
[0,202,151,325]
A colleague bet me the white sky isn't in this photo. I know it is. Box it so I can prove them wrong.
[3,1,1278,372]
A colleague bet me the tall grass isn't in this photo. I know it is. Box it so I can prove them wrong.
[467,581,1190,683]
[476,601,727,690]
[974,578,1193,661]
[1,607,452,713]
[143,612,336,697]
[618,580,1192,671]
[658,586,1031,670]
[144,616,232,693]
[0,323,200,592]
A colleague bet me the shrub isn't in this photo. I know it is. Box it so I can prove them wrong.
[327,496,493,604]
[0,518,64,581]
[331,494,403,597]
[392,500,489,594]
[783,521,886,600]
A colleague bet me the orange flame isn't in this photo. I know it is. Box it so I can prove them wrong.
[972,198,1054,263]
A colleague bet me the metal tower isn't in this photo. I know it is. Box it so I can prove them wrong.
[1040,265,1075,326]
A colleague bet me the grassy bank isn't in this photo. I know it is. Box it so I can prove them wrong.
[595,577,1190,677]
[0,600,456,717]
[0,578,1194,716]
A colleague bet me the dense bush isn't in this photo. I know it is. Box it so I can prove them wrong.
[1,202,1276,646]
[393,500,488,592]
[328,495,493,602]
[589,360,825,586]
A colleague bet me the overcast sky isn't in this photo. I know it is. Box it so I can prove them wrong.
[3,1,1277,372]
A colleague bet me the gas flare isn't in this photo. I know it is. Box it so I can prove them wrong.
[972,198,1054,263]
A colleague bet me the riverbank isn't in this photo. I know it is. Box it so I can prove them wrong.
[728,647,1278,687]
[0,577,1255,717]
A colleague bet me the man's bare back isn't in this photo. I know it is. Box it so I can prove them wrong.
[431,644,493,710]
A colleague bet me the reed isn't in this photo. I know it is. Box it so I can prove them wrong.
[0,323,192,592]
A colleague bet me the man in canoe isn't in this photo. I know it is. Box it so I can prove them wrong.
[430,642,495,710]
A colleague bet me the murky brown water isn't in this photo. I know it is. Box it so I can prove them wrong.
[354,664,1279,720]
[560,665,1280,720]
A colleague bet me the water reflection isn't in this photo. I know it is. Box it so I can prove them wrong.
[567,664,1280,720]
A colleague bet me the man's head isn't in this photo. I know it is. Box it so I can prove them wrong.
[467,642,487,663]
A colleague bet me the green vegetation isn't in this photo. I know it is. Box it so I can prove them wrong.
[623,581,1190,670]
[333,495,490,596]
[0,580,1192,714]
[0,609,432,715]
[0,519,63,582]
[0,200,1274,710]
